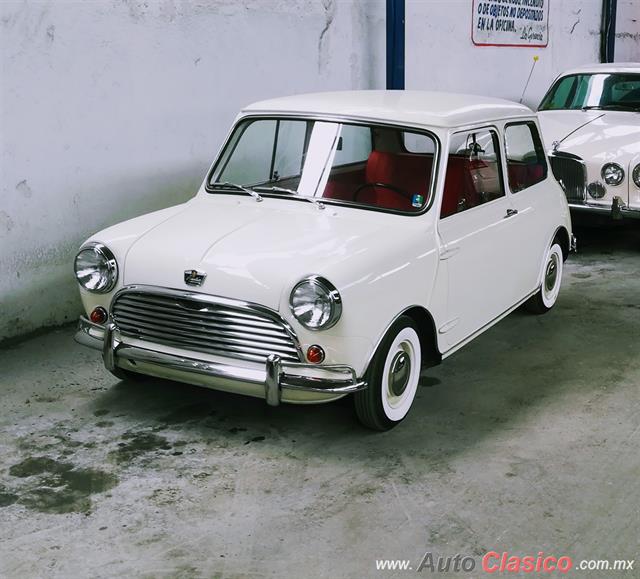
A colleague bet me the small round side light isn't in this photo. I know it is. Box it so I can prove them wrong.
[90,306,108,325]
[306,345,325,364]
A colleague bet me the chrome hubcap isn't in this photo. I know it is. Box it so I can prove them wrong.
[389,351,411,397]
[545,255,558,292]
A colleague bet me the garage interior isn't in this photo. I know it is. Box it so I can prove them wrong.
[1,1,639,577]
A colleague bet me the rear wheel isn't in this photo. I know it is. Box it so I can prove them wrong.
[354,316,422,431]
[525,242,563,314]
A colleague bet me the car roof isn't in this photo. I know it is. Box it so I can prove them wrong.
[558,62,640,76]
[242,90,534,129]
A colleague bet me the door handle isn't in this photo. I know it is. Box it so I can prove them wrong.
[504,208,518,219]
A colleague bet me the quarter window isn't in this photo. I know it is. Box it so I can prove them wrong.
[440,129,504,218]
[333,124,372,166]
[504,123,547,193]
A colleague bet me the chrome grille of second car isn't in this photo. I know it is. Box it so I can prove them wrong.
[111,288,301,363]
[549,154,586,202]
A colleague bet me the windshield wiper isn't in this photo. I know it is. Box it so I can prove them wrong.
[253,185,325,209]
[581,104,639,112]
[209,181,263,202]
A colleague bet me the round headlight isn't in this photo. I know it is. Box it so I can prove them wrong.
[290,276,342,330]
[601,163,625,186]
[74,243,118,293]
[633,164,640,189]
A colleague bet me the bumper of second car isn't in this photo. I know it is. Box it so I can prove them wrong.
[75,316,367,405]
[568,198,640,220]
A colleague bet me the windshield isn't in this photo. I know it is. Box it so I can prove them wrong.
[539,73,640,111]
[207,118,438,213]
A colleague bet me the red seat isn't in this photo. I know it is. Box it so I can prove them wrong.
[441,156,485,218]
[507,162,545,192]
[323,167,366,201]
[358,151,433,211]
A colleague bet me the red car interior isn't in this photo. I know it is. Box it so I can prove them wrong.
[323,149,538,216]
[507,162,545,193]
[323,151,434,212]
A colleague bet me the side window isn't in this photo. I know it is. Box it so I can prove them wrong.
[333,124,372,166]
[504,122,547,193]
[403,132,436,154]
[440,129,504,219]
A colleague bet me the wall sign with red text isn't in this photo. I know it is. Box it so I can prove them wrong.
[472,0,549,47]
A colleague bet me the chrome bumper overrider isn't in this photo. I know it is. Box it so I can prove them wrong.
[74,316,366,405]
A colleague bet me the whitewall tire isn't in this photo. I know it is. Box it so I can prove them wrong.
[355,316,422,430]
[526,242,564,314]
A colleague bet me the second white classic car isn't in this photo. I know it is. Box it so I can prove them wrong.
[538,63,640,219]
[74,91,574,430]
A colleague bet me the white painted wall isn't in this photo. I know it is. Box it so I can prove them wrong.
[0,0,385,340]
[1,0,630,341]
[406,0,603,109]
[616,0,640,61]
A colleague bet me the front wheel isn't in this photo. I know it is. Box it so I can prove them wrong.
[354,316,422,431]
[525,242,564,314]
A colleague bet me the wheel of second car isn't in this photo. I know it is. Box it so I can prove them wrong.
[525,242,564,314]
[354,315,422,431]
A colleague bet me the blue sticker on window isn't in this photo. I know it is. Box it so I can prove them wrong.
[412,194,424,208]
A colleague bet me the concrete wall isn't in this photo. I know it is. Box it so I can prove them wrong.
[616,0,640,61]
[406,0,603,108]
[0,0,385,341]
[1,0,630,341]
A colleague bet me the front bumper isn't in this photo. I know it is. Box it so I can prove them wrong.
[569,197,640,220]
[75,316,367,405]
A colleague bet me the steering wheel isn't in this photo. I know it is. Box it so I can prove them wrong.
[353,182,409,202]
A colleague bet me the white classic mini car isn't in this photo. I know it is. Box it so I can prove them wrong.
[74,91,574,430]
[538,63,640,220]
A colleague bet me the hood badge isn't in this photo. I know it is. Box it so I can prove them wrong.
[184,269,207,287]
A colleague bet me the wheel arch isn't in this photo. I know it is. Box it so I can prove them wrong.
[363,305,442,376]
[552,226,571,261]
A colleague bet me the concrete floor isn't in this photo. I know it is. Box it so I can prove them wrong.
[0,223,638,579]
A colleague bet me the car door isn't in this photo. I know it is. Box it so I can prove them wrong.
[437,126,520,350]
[502,120,554,297]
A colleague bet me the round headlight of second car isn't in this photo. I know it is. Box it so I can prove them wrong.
[290,276,342,330]
[601,163,625,186]
[74,243,118,293]
[633,164,640,188]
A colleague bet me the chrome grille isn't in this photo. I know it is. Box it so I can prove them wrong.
[111,288,301,363]
[549,155,586,202]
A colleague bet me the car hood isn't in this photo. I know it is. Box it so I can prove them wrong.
[122,194,419,310]
[538,110,640,161]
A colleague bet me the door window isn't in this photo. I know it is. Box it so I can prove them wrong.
[441,129,505,218]
[504,122,547,193]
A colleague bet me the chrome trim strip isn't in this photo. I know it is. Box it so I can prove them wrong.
[441,287,539,359]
